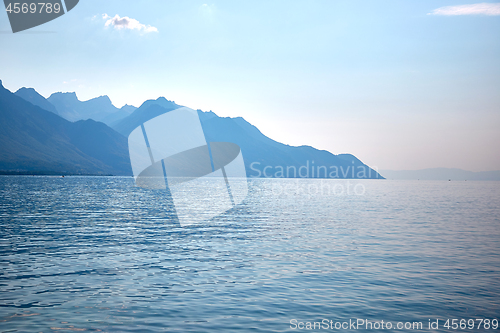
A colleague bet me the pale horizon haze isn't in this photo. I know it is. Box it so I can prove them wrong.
[1,0,499,172]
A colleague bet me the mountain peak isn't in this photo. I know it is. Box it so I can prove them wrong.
[49,91,79,102]
[121,103,136,109]
[92,95,112,103]
[47,92,120,122]
[119,104,137,114]
[53,91,77,96]
[85,95,115,109]
[138,96,178,110]
[113,97,181,136]
[15,87,59,115]
[17,87,35,92]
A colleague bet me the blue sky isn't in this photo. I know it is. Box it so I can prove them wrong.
[1,0,499,171]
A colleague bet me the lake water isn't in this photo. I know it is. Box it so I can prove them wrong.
[0,176,499,332]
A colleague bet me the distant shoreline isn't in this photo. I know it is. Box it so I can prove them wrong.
[380,168,500,181]
[1,172,499,181]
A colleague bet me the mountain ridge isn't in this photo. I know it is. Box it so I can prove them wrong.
[0,81,131,175]
[2,79,382,178]
[47,91,136,125]
[110,102,383,179]
[15,87,59,115]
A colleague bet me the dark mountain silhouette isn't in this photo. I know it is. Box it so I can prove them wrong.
[200,113,382,178]
[15,87,58,115]
[112,100,382,179]
[111,97,180,136]
[1,79,382,178]
[0,80,131,175]
[47,91,135,125]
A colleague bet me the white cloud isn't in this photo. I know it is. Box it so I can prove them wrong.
[102,14,158,33]
[429,3,500,16]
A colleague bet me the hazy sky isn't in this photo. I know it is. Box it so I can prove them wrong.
[1,0,499,171]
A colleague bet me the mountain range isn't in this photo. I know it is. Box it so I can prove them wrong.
[1,81,131,175]
[47,91,136,125]
[15,87,59,115]
[0,79,382,178]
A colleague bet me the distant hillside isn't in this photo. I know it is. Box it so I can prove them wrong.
[47,91,135,125]
[111,97,180,136]
[0,80,131,175]
[200,113,381,178]
[15,87,58,115]
[380,168,500,181]
[112,101,383,179]
[1,79,382,178]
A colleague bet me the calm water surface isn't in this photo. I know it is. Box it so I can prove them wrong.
[0,177,499,332]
